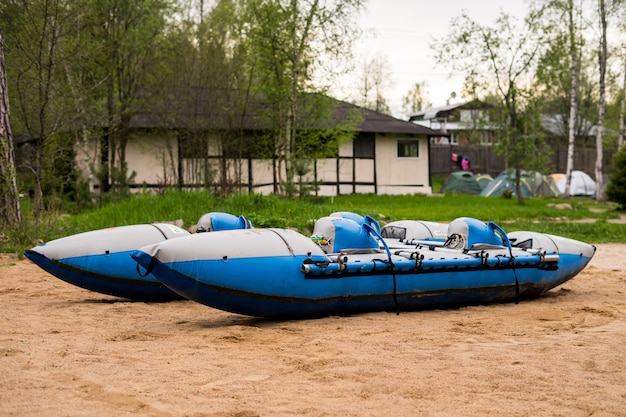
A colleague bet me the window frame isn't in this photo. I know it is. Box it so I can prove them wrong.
[396,139,420,159]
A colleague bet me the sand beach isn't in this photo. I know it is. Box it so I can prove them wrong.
[1,244,625,416]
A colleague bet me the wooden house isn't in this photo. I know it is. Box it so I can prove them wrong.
[74,91,445,196]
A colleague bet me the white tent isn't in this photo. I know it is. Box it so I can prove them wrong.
[556,171,597,196]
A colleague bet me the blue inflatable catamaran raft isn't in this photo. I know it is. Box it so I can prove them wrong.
[131,215,596,318]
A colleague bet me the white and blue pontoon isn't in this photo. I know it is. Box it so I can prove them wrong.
[25,213,252,301]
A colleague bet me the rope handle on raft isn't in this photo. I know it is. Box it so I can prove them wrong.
[364,222,400,315]
[136,256,157,278]
[488,221,520,303]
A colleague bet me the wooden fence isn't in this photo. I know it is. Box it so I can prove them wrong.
[430,144,615,178]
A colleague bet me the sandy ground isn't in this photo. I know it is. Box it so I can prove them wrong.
[1,244,625,417]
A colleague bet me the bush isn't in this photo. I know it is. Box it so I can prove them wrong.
[607,145,626,209]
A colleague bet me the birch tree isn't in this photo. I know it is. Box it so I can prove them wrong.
[564,0,582,199]
[617,51,626,152]
[595,0,608,202]
[618,3,626,152]
[537,0,586,199]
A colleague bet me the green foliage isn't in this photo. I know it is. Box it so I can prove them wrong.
[5,1,626,254]
[607,146,626,208]
[432,11,553,205]
[295,96,361,159]
[493,99,553,174]
[0,200,70,257]
[2,0,176,218]
[283,158,317,198]
[241,0,366,193]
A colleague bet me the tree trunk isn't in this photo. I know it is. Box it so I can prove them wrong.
[508,86,525,205]
[564,0,579,199]
[33,136,44,219]
[0,32,22,228]
[595,0,607,202]
[619,55,626,151]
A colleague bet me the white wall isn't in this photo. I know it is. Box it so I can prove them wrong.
[126,132,177,186]
[76,131,432,195]
[375,135,432,195]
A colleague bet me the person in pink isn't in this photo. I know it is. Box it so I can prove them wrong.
[461,156,470,171]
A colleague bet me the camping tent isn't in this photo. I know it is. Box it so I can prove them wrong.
[480,170,538,198]
[475,173,494,190]
[534,174,562,197]
[440,171,493,195]
[481,170,563,198]
[556,171,597,196]
[481,169,562,198]
[548,173,564,185]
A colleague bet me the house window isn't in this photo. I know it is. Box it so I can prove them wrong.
[460,109,487,123]
[354,133,375,158]
[397,140,419,158]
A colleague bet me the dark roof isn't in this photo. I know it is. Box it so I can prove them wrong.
[409,103,465,121]
[409,99,495,122]
[130,88,444,136]
[339,102,443,135]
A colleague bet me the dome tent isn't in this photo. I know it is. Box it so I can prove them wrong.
[548,173,564,185]
[481,169,561,198]
[480,169,537,198]
[556,171,597,196]
[440,171,493,195]
[534,174,562,197]
[475,173,494,190]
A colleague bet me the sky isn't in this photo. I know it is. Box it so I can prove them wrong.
[339,0,531,118]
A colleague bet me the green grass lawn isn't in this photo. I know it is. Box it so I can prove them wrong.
[4,190,624,255]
